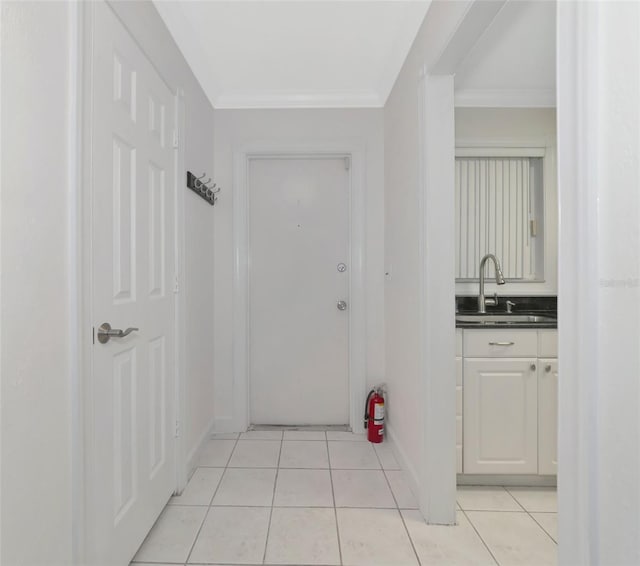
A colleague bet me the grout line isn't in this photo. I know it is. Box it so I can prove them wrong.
[179,502,210,562]
[131,560,190,565]
[503,485,529,512]
[373,444,422,566]
[375,455,399,510]
[528,512,558,544]
[457,485,528,513]
[238,435,283,441]
[455,508,529,513]
[183,436,240,564]
[187,563,342,566]
[196,465,402,471]
[504,487,558,545]
[205,468,224,507]
[326,436,344,566]
[171,502,425,511]
[396,507,422,566]
[261,438,283,564]
[461,509,500,566]
[222,435,240,467]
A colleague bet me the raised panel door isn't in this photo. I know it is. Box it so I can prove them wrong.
[87,3,176,564]
[463,359,538,474]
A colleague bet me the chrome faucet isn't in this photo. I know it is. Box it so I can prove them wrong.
[478,253,506,313]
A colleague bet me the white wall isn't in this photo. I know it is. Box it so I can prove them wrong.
[1,2,74,563]
[384,47,424,492]
[212,109,385,432]
[454,107,557,296]
[108,1,216,471]
[383,0,478,520]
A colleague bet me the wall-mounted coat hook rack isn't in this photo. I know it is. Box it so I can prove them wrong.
[187,171,220,206]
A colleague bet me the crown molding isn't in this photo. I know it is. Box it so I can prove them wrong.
[454,88,556,108]
[214,91,384,110]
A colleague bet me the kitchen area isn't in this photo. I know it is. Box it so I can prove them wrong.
[450,99,558,549]
[456,282,557,480]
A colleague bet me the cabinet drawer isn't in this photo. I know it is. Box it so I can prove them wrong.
[538,330,558,358]
[464,329,538,357]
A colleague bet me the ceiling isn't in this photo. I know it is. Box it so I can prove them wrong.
[454,0,556,107]
[154,0,430,109]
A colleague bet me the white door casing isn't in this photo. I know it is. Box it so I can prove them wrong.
[85,3,177,563]
[249,157,350,425]
[233,145,366,433]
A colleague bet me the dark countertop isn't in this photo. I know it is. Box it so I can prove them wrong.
[456,295,558,329]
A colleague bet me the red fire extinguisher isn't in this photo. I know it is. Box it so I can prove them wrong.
[364,387,385,443]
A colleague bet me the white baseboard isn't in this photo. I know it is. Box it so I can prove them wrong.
[457,474,557,487]
[384,424,422,515]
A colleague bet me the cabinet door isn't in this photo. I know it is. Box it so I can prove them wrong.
[464,359,538,474]
[538,359,558,475]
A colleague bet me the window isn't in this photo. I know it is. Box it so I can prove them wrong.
[455,154,544,281]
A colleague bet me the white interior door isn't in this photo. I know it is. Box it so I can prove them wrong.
[86,3,176,564]
[249,157,350,425]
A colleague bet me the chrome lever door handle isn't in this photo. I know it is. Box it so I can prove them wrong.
[97,322,139,344]
[118,327,139,338]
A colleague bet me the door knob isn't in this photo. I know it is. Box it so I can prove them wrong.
[97,322,139,344]
[337,300,347,311]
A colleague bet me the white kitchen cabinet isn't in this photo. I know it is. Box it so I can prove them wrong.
[538,329,558,358]
[538,359,558,475]
[463,358,539,474]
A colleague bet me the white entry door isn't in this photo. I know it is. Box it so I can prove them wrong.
[249,157,350,425]
[86,3,176,564]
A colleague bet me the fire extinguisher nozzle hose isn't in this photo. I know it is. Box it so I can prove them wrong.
[364,389,375,429]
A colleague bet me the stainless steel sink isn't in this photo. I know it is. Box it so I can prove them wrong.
[456,314,557,325]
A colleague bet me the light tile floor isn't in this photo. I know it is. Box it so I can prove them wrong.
[132,432,557,566]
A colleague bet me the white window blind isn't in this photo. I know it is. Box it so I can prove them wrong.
[455,157,537,280]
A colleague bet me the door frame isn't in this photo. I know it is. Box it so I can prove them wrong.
[232,142,367,433]
[74,2,187,562]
